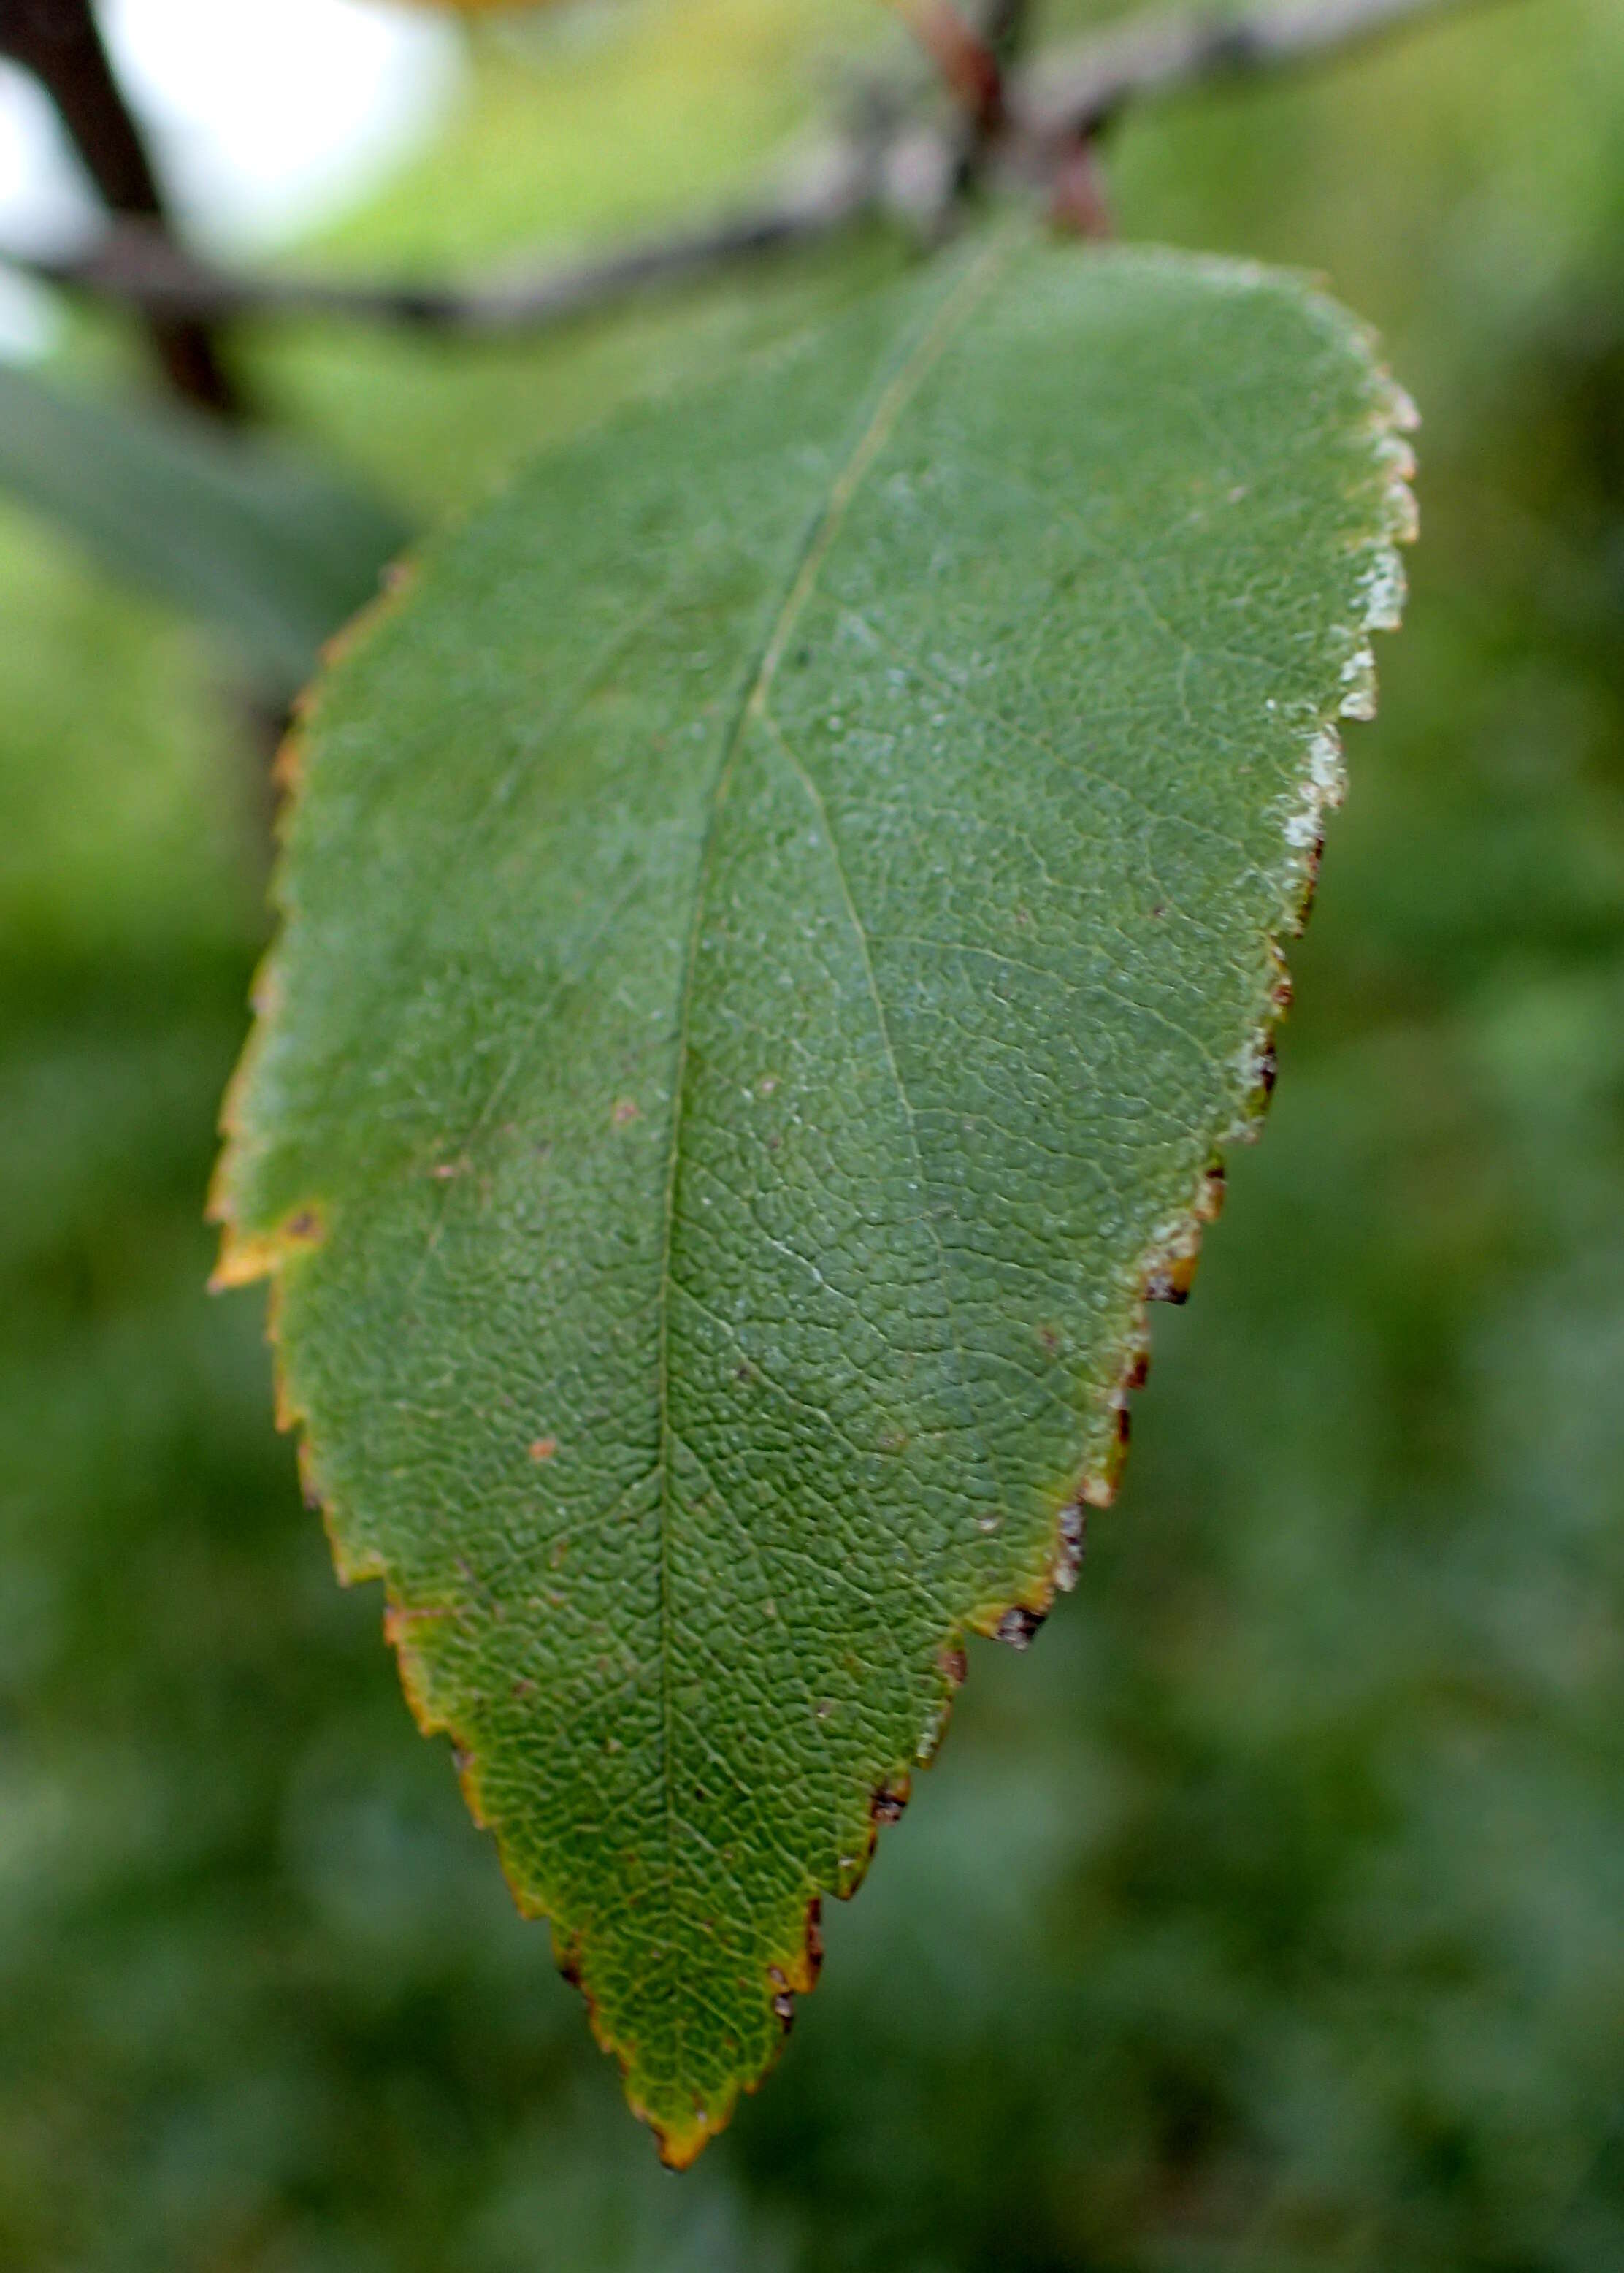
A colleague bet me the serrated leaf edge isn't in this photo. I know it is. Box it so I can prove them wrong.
[207,253,1417,2168]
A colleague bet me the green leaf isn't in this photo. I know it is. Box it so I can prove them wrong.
[210,231,1415,2163]
[0,366,412,698]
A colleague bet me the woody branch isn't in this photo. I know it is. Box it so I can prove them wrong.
[1,0,1512,343]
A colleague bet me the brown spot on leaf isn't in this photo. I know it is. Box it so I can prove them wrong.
[1146,1250,1198,1304]
[612,1098,639,1126]
[773,1902,823,2001]
[383,1602,451,1646]
[995,1605,1046,1651]
[529,1436,558,1462]
[1053,1502,1087,1590]
[208,1197,326,1294]
[871,1773,911,1825]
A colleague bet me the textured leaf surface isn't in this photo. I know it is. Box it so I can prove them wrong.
[212,232,1414,2162]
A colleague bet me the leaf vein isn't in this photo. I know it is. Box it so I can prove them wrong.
[649,237,1011,2012]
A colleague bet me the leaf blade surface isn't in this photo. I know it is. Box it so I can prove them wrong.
[212,234,1414,2161]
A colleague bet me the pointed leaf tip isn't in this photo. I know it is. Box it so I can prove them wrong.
[212,232,1414,2155]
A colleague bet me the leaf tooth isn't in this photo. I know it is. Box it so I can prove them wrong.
[206,242,1425,2160]
[992,1605,1047,1651]
[870,1773,911,1825]
[1051,1503,1088,1594]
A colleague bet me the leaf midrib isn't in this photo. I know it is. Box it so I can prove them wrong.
[647,237,1012,2025]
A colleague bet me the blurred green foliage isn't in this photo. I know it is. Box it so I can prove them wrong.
[0,364,412,701]
[1,1,1621,2266]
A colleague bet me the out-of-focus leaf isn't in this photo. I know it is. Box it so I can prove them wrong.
[210,229,1414,2162]
[0,366,412,698]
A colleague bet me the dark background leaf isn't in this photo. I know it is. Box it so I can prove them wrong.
[0,365,411,698]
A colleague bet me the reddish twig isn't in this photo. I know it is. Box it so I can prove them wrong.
[897,0,1007,137]
[0,0,1514,344]
[4,148,878,335]
[1049,135,1115,240]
